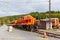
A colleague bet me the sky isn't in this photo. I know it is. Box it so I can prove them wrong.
[0,0,60,17]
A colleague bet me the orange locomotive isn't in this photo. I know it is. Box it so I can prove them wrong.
[14,15,36,25]
[13,15,40,31]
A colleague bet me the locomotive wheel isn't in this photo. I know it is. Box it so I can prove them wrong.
[25,25,33,31]
[29,25,35,32]
[29,25,39,32]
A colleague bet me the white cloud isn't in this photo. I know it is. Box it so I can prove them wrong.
[0,11,26,17]
[0,0,60,17]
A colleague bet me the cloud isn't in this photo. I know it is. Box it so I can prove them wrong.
[0,11,26,17]
[0,0,60,17]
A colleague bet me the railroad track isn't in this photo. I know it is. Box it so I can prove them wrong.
[7,24,60,39]
[36,31,60,39]
[13,26,60,39]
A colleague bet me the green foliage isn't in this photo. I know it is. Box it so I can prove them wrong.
[0,11,60,24]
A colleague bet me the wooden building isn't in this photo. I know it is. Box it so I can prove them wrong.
[40,18,59,29]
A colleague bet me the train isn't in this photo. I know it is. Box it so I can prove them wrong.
[11,15,40,31]
[11,15,59,31]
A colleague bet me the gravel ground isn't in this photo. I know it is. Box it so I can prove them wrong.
[0,24,60,40]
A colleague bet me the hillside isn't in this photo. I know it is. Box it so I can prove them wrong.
[0,11,60,24]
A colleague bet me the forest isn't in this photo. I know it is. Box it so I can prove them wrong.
[0,11,60,24]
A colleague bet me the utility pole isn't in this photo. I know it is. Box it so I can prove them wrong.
[49,0,52,29]
[49,0,51,14]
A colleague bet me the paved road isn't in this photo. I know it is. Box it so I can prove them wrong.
[0,25,40,40]
[0,25,60,40]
